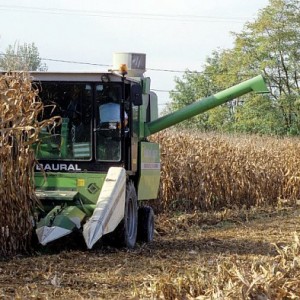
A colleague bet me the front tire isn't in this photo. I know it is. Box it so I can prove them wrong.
[115,181,138,248]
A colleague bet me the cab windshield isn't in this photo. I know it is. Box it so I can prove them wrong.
[35,82,125,162]
[35,82,92,160]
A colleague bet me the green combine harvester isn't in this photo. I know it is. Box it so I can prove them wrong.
[32,52,268,249]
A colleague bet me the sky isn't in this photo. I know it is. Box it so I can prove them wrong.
[0,0,270,112]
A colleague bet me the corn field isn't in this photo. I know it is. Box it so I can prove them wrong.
[0,75,300,297]
[136,227,300,299]
[2,73,300,256]
[0,73,56,256]
[152,130,300,212]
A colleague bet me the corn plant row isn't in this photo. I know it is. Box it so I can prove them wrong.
[0,73,56,256]
[152,130,300,212]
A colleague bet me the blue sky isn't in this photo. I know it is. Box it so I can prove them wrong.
[0,0,270,111]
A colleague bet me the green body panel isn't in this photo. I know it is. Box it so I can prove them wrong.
[138,93,149,139]
[137,77,157,139]
[144,75,269,136]
[138,142,161,200]
[149,92,158,121]
[35,175,77,189]
[142,77,151,94]
[35,172,106,206]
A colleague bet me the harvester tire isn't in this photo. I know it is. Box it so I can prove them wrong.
[137,206,154,243]
[114,181,138,248]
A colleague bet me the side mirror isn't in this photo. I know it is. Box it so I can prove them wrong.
[131,84,143,106]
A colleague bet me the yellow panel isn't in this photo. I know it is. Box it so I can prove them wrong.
[77,178,85,187]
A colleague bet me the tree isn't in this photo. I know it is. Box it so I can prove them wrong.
[164,70,212,129]
[168,0,300,135]
[0,42,47,71]
[167,49,242,132]
[233,0,300,134]
[233,95,284,135]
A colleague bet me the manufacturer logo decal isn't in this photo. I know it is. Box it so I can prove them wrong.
[35,164,82,171]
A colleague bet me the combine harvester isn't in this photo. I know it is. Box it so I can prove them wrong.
[32,53,268,249]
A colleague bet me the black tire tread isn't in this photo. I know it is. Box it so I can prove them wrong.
[137,206,154,243]
[113,181,138,248]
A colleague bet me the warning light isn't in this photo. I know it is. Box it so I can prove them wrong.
[119,64,128,76]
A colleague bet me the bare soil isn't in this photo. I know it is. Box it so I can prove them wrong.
[1,207,300,299]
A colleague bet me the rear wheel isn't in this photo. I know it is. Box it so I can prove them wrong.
[137,206,155,243]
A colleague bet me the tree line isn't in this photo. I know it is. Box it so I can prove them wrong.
[1,0,299,135]
[0,42,46,72]
[166,0,300,135]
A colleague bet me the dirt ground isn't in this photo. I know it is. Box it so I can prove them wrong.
[0,207,300,299]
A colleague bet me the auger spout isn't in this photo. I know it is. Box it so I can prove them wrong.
[144,75,269,137]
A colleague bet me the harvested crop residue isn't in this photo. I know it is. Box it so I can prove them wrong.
[1,207,300,299]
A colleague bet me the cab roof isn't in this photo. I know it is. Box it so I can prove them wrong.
[1,71,139,83]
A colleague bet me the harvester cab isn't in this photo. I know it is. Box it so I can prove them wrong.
[32,52,269,249]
